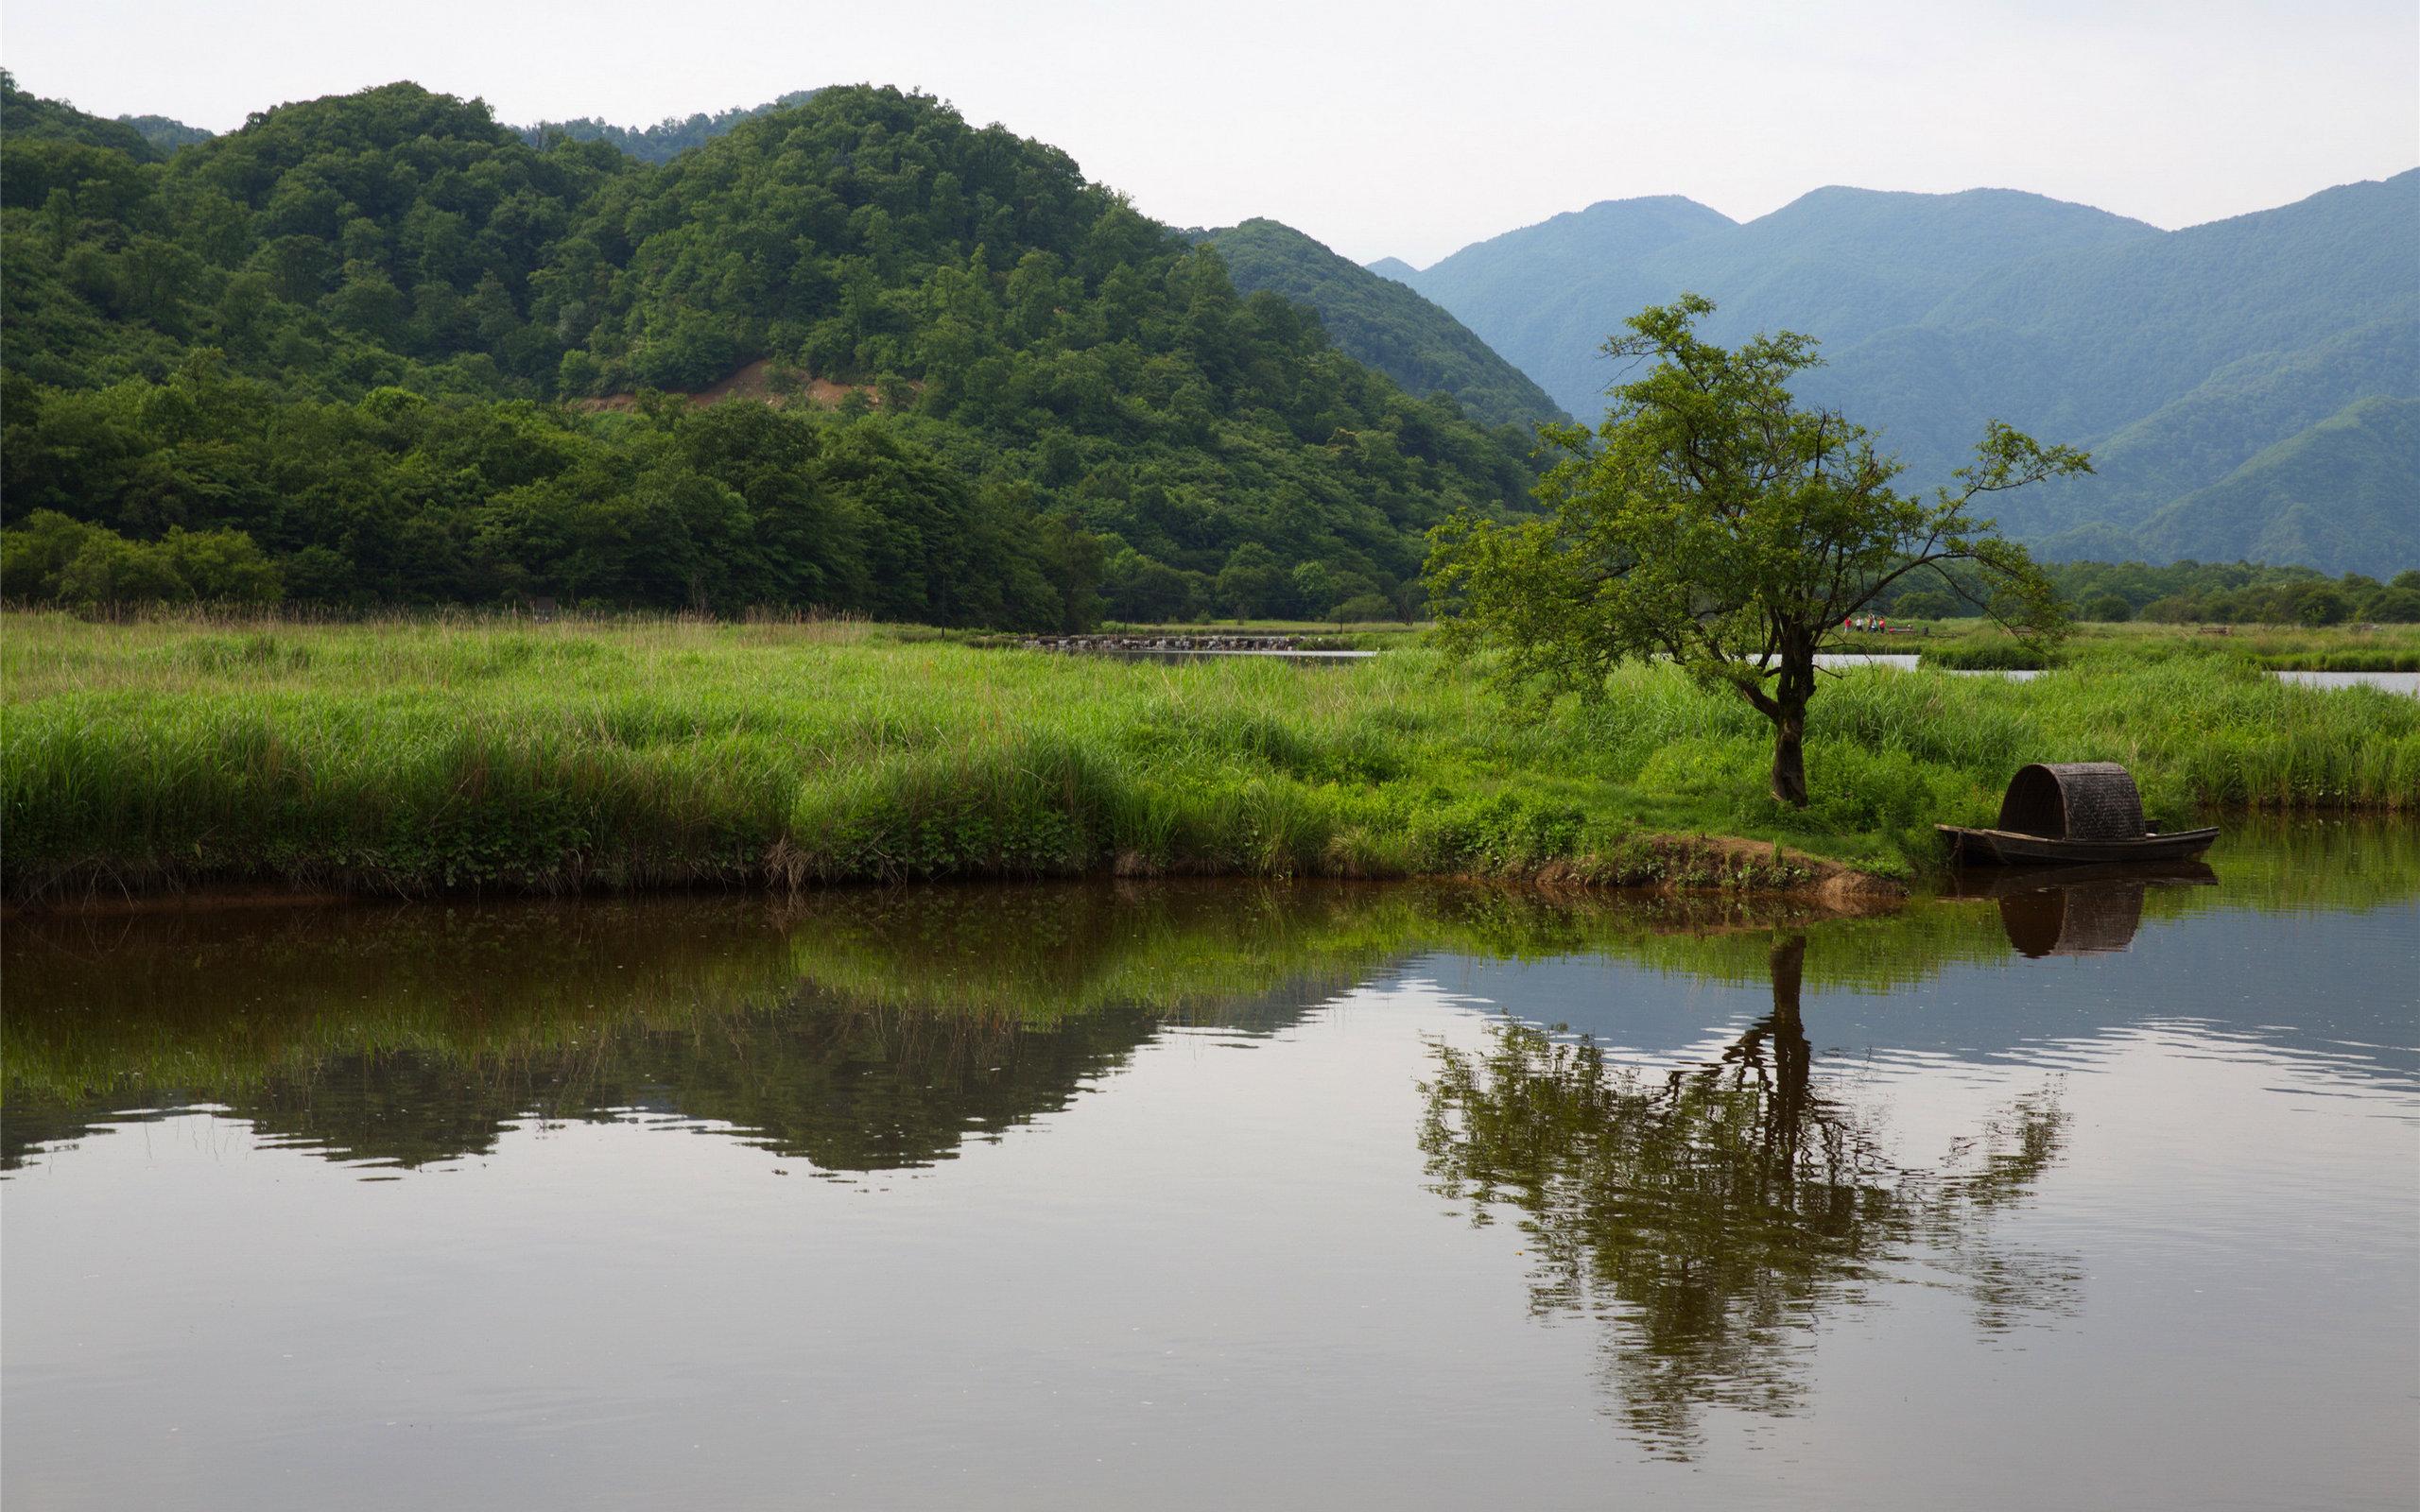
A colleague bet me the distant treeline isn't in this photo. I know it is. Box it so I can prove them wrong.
[1886,560,2420,626]
[1,75,1535,624]
[512,92,821,163]
[1,366,1098,625]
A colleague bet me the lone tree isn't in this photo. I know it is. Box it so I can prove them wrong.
[1426,296,2089,807]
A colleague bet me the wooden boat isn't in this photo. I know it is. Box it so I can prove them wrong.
[1937,825,2220,865]
[1938,762,2219,865]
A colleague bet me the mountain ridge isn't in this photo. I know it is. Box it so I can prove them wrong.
[1392,171,2419,574]
[1191,218,1564,429]
[0,77,1537,622]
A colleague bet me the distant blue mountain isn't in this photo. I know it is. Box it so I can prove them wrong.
[1393,175,2420,575]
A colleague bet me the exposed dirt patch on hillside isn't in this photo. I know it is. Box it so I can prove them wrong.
[571,359,898,414]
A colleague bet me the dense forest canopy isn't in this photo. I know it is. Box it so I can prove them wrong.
[1878,559,2420,626]
[4,71,2399,618]
[1191,218,1564,430]
[0,71,164,162]
[513,91,821,163]
[116,113,216,156]
[0,75,1537,622]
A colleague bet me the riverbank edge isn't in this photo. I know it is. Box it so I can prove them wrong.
[0,831,1906,916]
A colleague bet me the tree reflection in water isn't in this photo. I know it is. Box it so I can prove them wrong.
[1419,936,2078,1457]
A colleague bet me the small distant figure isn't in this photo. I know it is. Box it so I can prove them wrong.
[531,595,558,624]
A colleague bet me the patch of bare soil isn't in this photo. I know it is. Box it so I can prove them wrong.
[1530,834,1905,915]
[570,359,897,414]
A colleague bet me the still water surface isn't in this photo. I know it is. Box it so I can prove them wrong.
[2273,669,2420,696]
[5,823,2416,1509]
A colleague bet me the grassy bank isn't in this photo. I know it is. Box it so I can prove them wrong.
[5,611,2416,900]
[12,825,2411,1146]
[1890,618,2420,672]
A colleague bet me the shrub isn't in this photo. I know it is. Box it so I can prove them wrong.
[2359,587,2420,624]
[0,510,96,598]
[2296,586,2354,627]
[1891,589,1962,619]
[1332,593,1395,624]
[57,533,191,604]
[161,528,283,604]
[1921,639,2056,670]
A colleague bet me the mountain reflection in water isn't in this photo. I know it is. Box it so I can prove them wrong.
[2,884,1386,1174]
[4,819,2416,1504]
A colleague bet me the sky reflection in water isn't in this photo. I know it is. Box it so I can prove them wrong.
[4,820,2415,1510]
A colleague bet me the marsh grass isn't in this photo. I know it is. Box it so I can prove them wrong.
[1900,618,2420,673]
[1919,640,2062,671]
[4,611,2414,899]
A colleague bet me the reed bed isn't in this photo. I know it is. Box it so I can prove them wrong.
[5,611,2414,899]
[1902,618,2420,673]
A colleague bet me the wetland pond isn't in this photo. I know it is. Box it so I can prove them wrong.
[5,821,2416,1510]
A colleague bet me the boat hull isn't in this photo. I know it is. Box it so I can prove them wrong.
[1935,824,2220,866]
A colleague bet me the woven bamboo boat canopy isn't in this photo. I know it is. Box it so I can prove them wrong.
[1996,762,2147,841]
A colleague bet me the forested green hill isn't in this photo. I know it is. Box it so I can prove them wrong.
[0,70,163,161]
[0,77,1535,622]
[1397,176,2420,575]
[2131,397,2419,573]
[513,91,820,163]
[116,113,214,155]
[1191,219,1562,429]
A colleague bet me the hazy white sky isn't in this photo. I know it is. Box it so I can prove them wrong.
[7,0,2414,265]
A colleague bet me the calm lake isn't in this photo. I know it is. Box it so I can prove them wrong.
[5,822,2416,1510]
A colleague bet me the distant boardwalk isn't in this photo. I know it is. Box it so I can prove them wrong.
[1017,634,1374,662]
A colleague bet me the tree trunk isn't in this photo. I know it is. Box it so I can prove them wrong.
[1766,934,1811,1157]
[1770,704,1807,807]
[1741,645,1816,807]
[1765,644,1815,807]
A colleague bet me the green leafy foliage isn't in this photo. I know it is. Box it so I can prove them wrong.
[0,79,1537,620]
[115,113,215,155]
[1428,297,2082,806]
[1194,218,1564,429]
[514,91,820,163]
[1,70,164,162]
[1917,560,2420,626]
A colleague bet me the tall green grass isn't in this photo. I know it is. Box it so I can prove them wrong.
[1909,618,2420,673]
[1919,640,2061,671]
[4,611,2414,899]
